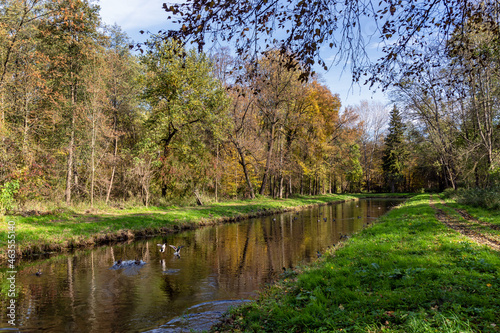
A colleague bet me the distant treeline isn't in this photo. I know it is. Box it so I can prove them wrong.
[0,0,498,209]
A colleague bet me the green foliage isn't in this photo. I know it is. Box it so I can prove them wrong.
[139,36,230,200]
[345,144,363,192]
[456,186,500,210]
[382,105,408,192]
[0,180,19,214]
[441,188,457,199]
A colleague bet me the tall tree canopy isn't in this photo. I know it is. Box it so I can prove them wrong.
[162,0,499,86]
[140,37,230,202]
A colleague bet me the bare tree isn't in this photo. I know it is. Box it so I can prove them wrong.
[353,100,388,192]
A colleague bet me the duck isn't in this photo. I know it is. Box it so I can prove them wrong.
[316,250,322,258]
[339,233,350,240]
[35,269,42,277]
[169,245,184,257]
[157,243,167,253]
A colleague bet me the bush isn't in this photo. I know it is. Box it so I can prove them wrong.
[441,187,456,199]
[457,186,500,210]
[0,180,20,214]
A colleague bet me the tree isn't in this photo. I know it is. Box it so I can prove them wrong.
[246,50,304,196]
[37,0,104,205]
[353,100,388,192]
[447,15,500,187]
[0,0,44,186]
[390,8,500,191]
[225,90,259,199]
[140,36,230,202]
[103,24,143,203]
[210,48,260,199]
[382,105,407,192]
[162,0,500,88]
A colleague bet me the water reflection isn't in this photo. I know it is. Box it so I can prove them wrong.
[0,198,402,332]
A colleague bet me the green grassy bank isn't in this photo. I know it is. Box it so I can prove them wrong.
[1,193,406,261]
[213,194,500,332]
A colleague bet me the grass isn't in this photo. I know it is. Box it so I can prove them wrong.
[0,193,379,261]
[212,194,500,332]
[441,194,500,230]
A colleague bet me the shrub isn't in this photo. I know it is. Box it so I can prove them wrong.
[457,186,500,210]
[441,187,456,199]
[0,180,20,214]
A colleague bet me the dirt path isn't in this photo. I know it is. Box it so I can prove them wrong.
[429,195,500,251]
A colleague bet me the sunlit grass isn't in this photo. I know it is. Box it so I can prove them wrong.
[0,193,365,259]
[213,194,500,332]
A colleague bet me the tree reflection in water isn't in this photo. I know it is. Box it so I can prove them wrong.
[1,198,403,332]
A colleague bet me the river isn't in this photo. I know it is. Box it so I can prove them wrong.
[0,198,403,332]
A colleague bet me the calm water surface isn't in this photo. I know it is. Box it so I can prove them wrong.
[0,198,403,332]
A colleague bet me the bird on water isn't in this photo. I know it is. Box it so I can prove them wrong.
[157,243,167,253]
[169,245,184,257]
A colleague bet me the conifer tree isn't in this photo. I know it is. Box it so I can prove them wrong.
[382,105,407,192]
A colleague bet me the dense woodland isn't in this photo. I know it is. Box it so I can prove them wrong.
[0,0,499,210]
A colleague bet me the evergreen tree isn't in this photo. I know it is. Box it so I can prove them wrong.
[382,105,407,192]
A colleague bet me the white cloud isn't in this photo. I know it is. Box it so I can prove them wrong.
[97,0,170,41]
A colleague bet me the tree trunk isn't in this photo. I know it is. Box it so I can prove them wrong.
[278,174,283,198]
[234,142,255,199]
[308,175,312,195]
[194,190,203,206]
[90,84,97,208]
[215,144,219,202]
[328,174,332,194]
[65,80,76,206]
[22,91,30,163]
[269,175,274,198]
[65,118,74,205]
[289,176,292,197]
[259,122,275,195]
[106,105,119,204]
[90,112,95,208]
[106,136,118,204]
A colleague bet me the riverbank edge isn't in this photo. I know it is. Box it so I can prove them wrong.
[210,193,500,332]
[1,193,408,262]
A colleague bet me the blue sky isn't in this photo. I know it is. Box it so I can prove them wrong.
[98,0,390,109]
